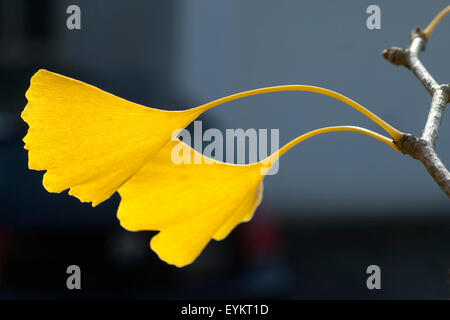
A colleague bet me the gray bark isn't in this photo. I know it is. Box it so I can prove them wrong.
[382,28,450,198]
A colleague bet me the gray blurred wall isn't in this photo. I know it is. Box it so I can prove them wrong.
[171,0,450,211]
[5,0,450,213]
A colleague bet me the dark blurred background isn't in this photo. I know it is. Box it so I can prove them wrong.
[0,0,449,299]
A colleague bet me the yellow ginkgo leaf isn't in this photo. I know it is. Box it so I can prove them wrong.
[117,126,398,267]
[22,69,203,206]
[117,139,266,267]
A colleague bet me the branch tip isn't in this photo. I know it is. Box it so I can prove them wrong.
[382,47,408,66]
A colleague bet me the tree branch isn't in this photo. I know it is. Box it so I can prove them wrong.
[422,85,449,147]
[382,27,450,198]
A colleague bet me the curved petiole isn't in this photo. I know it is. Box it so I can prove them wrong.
[196,85,403,142]
[261,126,399,171]
[423,6,450,39]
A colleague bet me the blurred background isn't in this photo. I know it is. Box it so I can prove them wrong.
[0,0,449,299]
